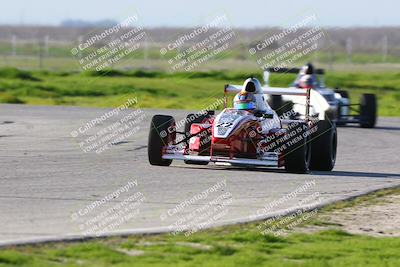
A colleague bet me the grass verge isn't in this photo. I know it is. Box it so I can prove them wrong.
[0,187,399,267]
[0,68,399,116]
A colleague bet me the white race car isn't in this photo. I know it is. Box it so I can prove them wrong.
[263,64,377,128]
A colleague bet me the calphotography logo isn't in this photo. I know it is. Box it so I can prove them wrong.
[70,97,147,154]
[70,180,145,237]
[70,15,148,72]
[249,13,330,71]
[159,179,233,236]
[161,14,237,73]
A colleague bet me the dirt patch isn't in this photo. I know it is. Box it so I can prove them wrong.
[115,248,145,256]
[176,242,212,250]
[300,194,400,237]
[137,241,212,251]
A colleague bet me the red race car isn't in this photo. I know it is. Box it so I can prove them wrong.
[148,77,337,173]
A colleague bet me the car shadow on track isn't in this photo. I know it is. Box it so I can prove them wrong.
[374,126,400,131]
[313,170,400,179]
[173,165,288,174]
[173,165,400,178]
[339,125,400,131]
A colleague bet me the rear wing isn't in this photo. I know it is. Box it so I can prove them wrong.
[263,67,325,87]
[225,84,308,96]
[264,67,325,74]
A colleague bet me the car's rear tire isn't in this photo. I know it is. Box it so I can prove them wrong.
[184,113,210,165]
[268,95,293,116]
[284,122,311,174]
[310,120,337,171]
[359,94,377,128]
[325,108,337,121]
[148,115,176,166]
[268,95,283,111]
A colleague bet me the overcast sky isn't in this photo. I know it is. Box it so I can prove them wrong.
[2,0,400,28]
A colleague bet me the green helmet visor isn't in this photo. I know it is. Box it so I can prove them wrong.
[234,102,255,110]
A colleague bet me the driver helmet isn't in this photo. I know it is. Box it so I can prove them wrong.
[233,91,256,110]
[298,74,314,88]
[299,63,314,75]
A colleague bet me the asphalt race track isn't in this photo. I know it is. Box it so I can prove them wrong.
[1,104,400,246]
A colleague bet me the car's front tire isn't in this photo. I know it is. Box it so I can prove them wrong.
[148,115,176,166]
[359,94,377,128]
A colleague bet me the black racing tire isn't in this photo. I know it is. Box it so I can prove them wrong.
[148,115,176,166]
[268,95,283,111]
[359,94,377,128]
[267,95,293,116]
[309,120,337,171]
[325,108,337,121]
[184,113,210,165]
[284,122,311,174]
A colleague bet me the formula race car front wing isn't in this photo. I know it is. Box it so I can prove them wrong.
[162,148,279,167]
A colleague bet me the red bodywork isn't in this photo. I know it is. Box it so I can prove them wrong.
[188,116,286,167]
